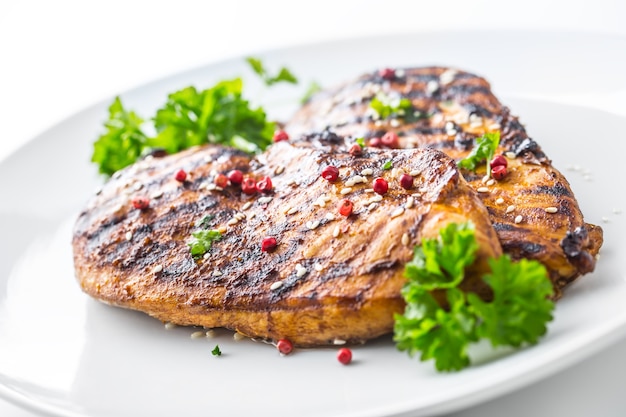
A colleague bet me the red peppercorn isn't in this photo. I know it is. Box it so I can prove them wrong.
[273,130,289,143]
[215,174,229,188]
[399,173,413,190]
[242,177,257,195]
[276,338,293,355]
[338,199,353,217]
[369,137,382,148]
[373,177,389,195]
[321,166,340,182]
[227,169,243,185]
[337,347,352,365]
[492,164,507,180]
[349,143,362,156]
[379,68,396,81]
[381,132,399,148]
[490,154,508,169]
[132,197,150,210]
[256,176,273,193]
[261,237,277,252]
[174,169,187,182]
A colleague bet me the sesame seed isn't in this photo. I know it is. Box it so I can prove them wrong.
[258,196,273,204]
[361,168,373,176]
[233,332,245,341]
[486,179,495,186]
[402,233,410,246]
[374,120,383,127]
[364,188,375,193]
[133,182,143,191]
[506,205,516,213]
[439,69,457,85]
[215,187,224,192]
[333,339,347,345]
[242,201,252,211]
[489,123,502,130]
[206,330,215,338]
[227,218,239,226]
[164,322,176,330]
[496,197,505,205]
[409,170,420,176]
[314,263,324,272]
[314,197,326,208]
[270,281,284,290]
[426,80,439,94]
[514,215,523,224]
[235,213,246,221]
[191,331,205,339]
[406,196,414,209]
[217,226,228,234]
[395,69,405,77]
[477,187,490,193]
[274,165,285,175]
[287,207,298,215]
[125,231,133,241]
[332,226,341,238]
[306,220,320,230]
[481,175,490,184]
[391,207,405,218]
[340,187,353,195]
[248,212,256,220]
[367,194,384,204]
[153,265,163,273]
[545,207,558,214]
[368,202,378,211]
[325,213,336,221]
[390,119,400,127]
[206,183,217,191]
[203,253,211,260]
[203,155,213,163]
[446,128,457,136]
[112,171,122,179]
[213,270,223,277]
[296,266,307,278]
[151,190,164,199]
[505,152,516,159]
[345,175,367,187]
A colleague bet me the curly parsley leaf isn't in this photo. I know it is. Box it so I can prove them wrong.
[148,79,275,155]
[468,257,554,347]
[93,77,276,176]
[246,57,298,86]
[457,132,500,176]
[394,221,554,372]
[92,97,149,176]
[188,229,222,259]
[211,345,222,356]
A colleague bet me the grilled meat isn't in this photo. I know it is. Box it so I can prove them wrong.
[286,67,603,297]
[73,136,502,346]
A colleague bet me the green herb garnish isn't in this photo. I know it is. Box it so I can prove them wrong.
[93,77,276,176]
[369,94,412,120]
[246,57,298,86]
[301,81,322,104]
[382,160,393,170]
[457,132,500,177]
[394,222,554,372]
[355,137,366,148]
[211,345,222,356]
[188,229,222,259]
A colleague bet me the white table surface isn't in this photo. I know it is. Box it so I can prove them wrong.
[1,1,626,416]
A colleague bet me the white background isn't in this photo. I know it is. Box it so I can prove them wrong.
[1,1,626,416]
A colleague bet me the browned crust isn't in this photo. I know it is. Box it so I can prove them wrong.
[73,141,501,346]
[286,66,603,296]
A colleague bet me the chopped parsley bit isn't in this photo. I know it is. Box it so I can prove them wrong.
[382,160,393,170]
[246,57,298,86]
[457,132,500,177]
[211,345,222,356]
[370,93,412,120]
[355,137,366,148]
[393,221,554,372]
[196,215,216,229]
[188,229,222,259]
[301,81,323,104]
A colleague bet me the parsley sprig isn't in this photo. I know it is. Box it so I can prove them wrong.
[246,57,298,86]
[188,229,222,259]
[394,222,554,372]
[457,132,500,177]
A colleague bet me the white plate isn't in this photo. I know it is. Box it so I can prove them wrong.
[1,31,626,417]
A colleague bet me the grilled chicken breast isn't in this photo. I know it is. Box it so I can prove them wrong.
[286,67,603,297]
[73,135,501,346]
